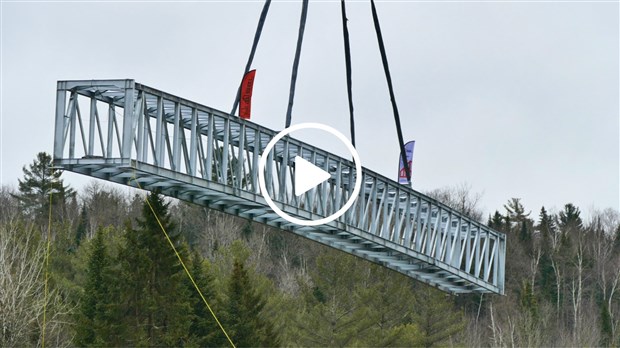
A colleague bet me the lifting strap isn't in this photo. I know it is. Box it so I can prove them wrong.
[285,0,309,128]
[340,0,356,147]
[230,0,272,116]
[370,0,411,184]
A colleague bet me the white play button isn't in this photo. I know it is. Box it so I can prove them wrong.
[294,156,331,196]
[258,122,362,226]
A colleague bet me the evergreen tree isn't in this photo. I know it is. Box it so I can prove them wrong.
[538,207,554,240]
[293,251,371,346]
[488,211,504,231]
[519,280,538,320]
[187,251,227,346]
[613,225,620,255]
[14,152,74,223]
[355,265,421,347]
[75,205,88,246]
[116,192,192,346]
[537,207,558,304]
[504,198,531,230]
[75,228,113,346]
[227,258,279,347]
[519,220,532,249]
[558,203,583,232]
[412,286,464,347]
[600,298,613,346]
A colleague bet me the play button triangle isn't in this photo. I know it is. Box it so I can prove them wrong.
[294,156,331,196]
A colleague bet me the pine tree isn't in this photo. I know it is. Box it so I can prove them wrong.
[293,251,371,346]
[613,225,620,255]
[519,220,531,244]
[558,203,583,233]
[600,297,613,346]
[187,251,227,346]
[504,198,531,230]
[537,207,557,302]
[14,152,74,223]
[116,192,192,346]
[355,264,421,347]
[75,228,112,346]
[489,211,504,231]
[227,258,279,347]
[412,286,464,347]
[75,205,88,246]
[538,207,555,242]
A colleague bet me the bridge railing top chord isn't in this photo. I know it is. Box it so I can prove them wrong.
[53,79,506,295]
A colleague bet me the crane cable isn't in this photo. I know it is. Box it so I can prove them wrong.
[340,0,356,147]
[230,0,272,117]
[370,0,411,184]
[284,0,309,128]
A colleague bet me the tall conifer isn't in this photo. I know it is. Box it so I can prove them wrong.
[227,259,279,347]
[116,192,192,345]
[75,228,112,346]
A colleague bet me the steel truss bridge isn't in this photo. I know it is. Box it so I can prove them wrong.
[53,79,505,295]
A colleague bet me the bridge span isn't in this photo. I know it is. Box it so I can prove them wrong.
[53,79,505,295]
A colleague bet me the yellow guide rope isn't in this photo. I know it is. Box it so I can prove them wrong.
[43,172,235,348]
[42,189,53,348]
[131,170,236,348]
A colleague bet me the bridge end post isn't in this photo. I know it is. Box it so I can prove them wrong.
[121,80,136,162]
[54,81,67,162]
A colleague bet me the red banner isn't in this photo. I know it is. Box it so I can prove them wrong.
[239,69,256,120]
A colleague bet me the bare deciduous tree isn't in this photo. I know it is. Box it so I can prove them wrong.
[426,182,484,222]
[0,222,72,347]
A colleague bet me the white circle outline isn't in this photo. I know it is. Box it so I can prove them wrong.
[258,123,362,226]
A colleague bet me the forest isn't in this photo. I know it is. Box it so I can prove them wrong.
[1,152,619,347]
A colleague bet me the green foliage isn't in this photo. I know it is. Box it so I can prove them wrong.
[226,258,279,347]
[519,280,538,320]
[75,228,113,346]
[75,204,88,246]
[613,225,620,255]
[115,192,192,346]
[14,152,74,223]
[354,265,422,347]
[600,298,613,346]
[9,171,620,347]
[186,252,227,347]
[292,251,370,346]
[558,203,583,231]
[241,221,253,240]
[412,286,465,347]
[488,210,505,231]
[504,198,531,228]
[289,251,449,347]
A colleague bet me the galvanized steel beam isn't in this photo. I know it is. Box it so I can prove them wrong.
[53,79,505,295]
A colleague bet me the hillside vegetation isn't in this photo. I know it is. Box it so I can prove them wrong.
[1,152,619,347]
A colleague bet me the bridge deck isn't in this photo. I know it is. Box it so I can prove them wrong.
[53,79,505,295]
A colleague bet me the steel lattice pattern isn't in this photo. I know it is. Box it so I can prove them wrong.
[53,79,505,294]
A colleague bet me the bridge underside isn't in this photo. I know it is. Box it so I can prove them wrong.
[53,79,505,295]
[59,158,499,294]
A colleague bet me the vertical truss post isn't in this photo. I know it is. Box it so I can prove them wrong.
[106,106,115,158]
[52,79,505,295]
[172,103,181,171]
[155,96,164,166]
[88,98,96,157]
[189,108,198,176]
[68,93,77,159]
[54,83,67,160]
[121,80,136,160]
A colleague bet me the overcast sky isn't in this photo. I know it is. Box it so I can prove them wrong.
[1,0,618,220]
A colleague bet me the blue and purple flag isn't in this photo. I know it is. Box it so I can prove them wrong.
[398,140,415,185]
